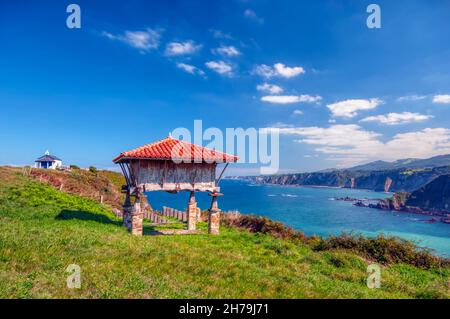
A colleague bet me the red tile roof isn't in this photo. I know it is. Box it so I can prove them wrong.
[113,136,238,163]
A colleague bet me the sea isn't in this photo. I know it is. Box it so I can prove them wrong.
[146,179,450,257]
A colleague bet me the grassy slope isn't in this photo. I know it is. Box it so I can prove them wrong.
[0,168,448,298]
[26,167,125,209]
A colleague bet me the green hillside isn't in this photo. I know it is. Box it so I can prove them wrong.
[347,154,450,172]
[0,167,448,299]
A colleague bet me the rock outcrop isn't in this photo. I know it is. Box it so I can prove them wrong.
[363,177,450,222]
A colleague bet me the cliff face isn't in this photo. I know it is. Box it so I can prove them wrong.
[352,168,447,192]
[244,166,450,193]
[406,175,450,212]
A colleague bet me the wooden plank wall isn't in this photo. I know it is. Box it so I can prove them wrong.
[131,160,217,190]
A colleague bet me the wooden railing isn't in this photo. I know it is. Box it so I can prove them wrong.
[115,206,201,224]
[143,211,167,224]
[162,206,188,222]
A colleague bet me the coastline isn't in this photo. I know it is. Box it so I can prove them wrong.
[240,179,393,193]
[231,177,394,193]
[233,179,449,224]
[334,196,450,224]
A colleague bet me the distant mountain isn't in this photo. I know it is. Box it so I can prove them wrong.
[345,160,393,172]
[346,154,450,172]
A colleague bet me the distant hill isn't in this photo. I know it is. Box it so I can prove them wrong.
[406,174,450,212]
[25,167,125,210]
[0,166,448,298]
[243,166,450,193]
[241,154,450,193]
[346,154,450,172]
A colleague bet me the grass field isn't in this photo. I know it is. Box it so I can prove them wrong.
[0,167,448,298]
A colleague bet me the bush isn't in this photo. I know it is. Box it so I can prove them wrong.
[220,212,450,270]
[221,212,306,241]
[313,233,449,269]
[89,166,98,174]
[70,165,80,170]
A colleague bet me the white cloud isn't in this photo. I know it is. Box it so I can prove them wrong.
[261,95,322,104]
[327,98,383,118]
[256,83,283,94]
[205,60,233,76]
[383,128,450,160]
[273,63,305,78]
[264,124,450,167]
[165,40,202,56]
[360,112,433,125]
[209,29,232,39]
[254,63,305,79]
[102,28,162,53]
[254,64,276,78]
[292,110,303,116]
[270,122,294,128]
[176,63,205,76]
[213,45,240,57]
[433,94,450,104]
[396,95,427,102]
[244,9,264,24]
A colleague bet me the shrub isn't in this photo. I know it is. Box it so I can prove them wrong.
[313,233,449,269]
[220,212,450,270]
[89,166,98,174]
[70,165,80,170]
[221,212,306,241]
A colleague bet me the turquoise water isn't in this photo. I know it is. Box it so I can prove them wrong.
[146,180,450,256]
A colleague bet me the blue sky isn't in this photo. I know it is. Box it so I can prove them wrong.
[1,0,450,174]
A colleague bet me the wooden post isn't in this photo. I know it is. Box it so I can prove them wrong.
[208,193,223,235]
[187,191,197,231]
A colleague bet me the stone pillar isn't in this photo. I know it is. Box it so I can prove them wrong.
[122,192,133,230]
[187,191,197,231]
[130,196,144,236]
[208,193,223,235]
[122,192,143,236]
